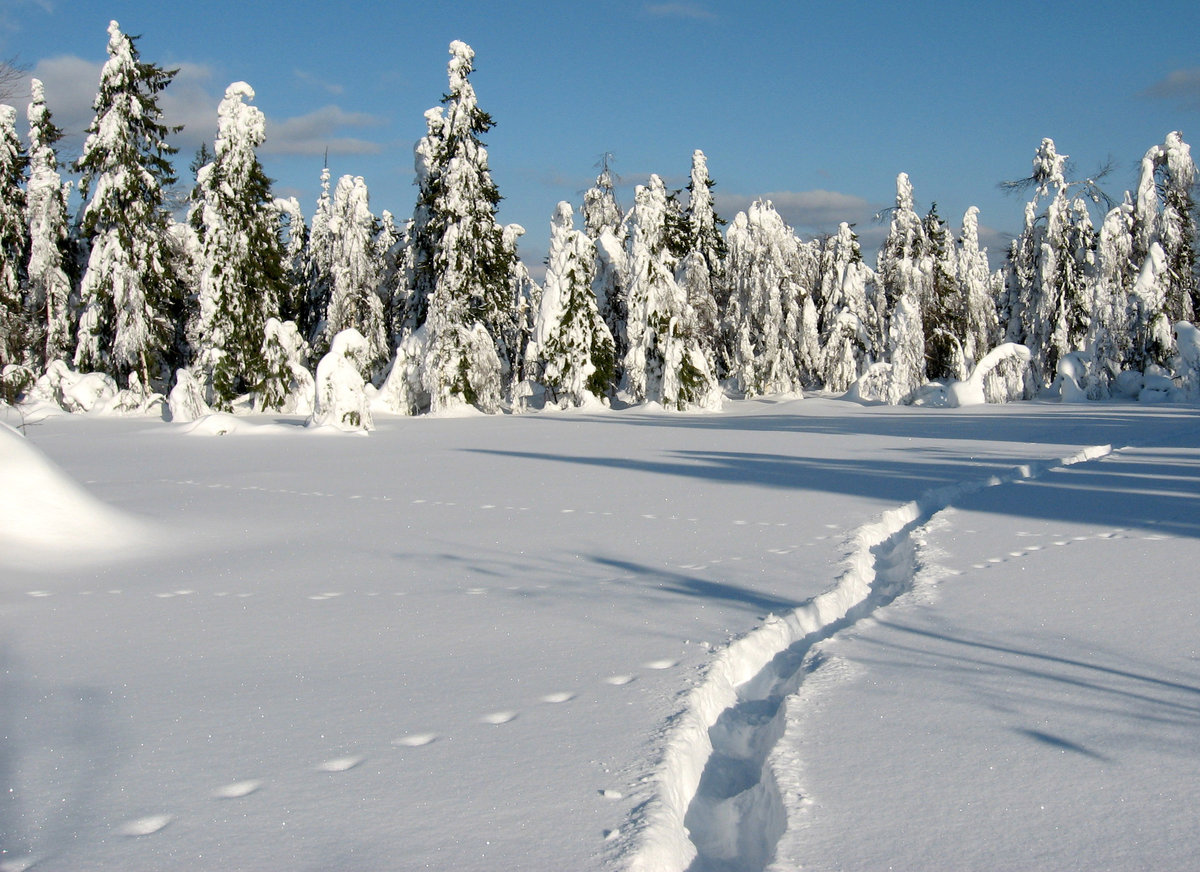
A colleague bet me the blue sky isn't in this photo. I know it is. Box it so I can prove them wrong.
[3,0,1198,274]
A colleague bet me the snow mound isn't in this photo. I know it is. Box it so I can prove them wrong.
[947,343,1031,407]
[178,413,295,436]
[0,422,149,568]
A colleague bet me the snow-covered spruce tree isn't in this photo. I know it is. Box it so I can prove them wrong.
[884,294,926,404]
[25,79,76,372]
[1133,132,1196,331]
[817,222,880,393]
[621,174,720,409]
[0,103,28,377]
[257,316,315,415]
[311,327,374,432]
[677,149,726,377]
[400,108,444,337]
[956,206,1000,367]
[1088,196,1136,395]
[1001,138,1097,389]
[274,195,308,326]
[583,153,623,241]
[503,222,541,408]
[74,20,182,390]
[581,158,628,374]
[191,82,288,408]
[723,200,809,396]
[325,174,388,376]
[921,203,967,381]
[1160,132,1197,322]
[404,41,519,413]
[1046,196,1095,387]
[302,165,335,351]
[375,208,406,343]
[533,202,614,406]
[876,173,926,328]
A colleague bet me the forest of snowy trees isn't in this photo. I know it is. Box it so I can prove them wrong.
[1,23,1198,428]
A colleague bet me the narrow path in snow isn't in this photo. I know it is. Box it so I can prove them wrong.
[626,443,1114,872]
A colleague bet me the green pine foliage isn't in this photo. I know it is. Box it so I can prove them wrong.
[0,104,28,373]
[74,20,182,389]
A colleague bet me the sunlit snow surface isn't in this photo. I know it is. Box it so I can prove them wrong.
[1,398,1197,871]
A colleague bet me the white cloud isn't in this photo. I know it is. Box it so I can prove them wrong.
[294,68,345,96]
[262,105,385,156]
[29,55,101,142]
[28,56,218,160]
[643,3,717,20]
[160,62,219,152]
[1142,68,1200,111]
[716,189,879,233]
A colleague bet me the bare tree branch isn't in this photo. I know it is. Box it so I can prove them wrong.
[0,57,28,104]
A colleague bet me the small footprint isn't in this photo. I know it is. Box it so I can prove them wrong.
[599,789,624,800]
[0,853,36,872]
[213,779,262,799]
[392,733,438,747]
[604,675,635,686]
[642,659,678,670]
[541,692,575,704]
[317,755,364,772]
[482,711,518,725]
[119,814,173,836]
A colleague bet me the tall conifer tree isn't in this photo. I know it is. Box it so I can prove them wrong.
[191,81,286,407]
[0,103,27,374]
[24,78,74,370]
[74,20,181,389]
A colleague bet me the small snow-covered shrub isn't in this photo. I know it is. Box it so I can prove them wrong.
[257,318,315,415]
[1173,322,1200,399]
[376,325,430,416]
[845,362,893,404]
[169,369,212,423]
[39,360,119,413]
[1,364,35,404]
[109,371,164,416]
[311,328,374,432]
[1052,352,1089,403]
[947,343,1031,407]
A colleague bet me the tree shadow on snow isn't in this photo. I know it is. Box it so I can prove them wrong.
[470,443,1200,539]
[852,621,1200,763]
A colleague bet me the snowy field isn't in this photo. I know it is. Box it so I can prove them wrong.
[1,397,1198,871]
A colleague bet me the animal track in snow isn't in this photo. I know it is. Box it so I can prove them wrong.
[604,674,636,686]
[642,659,678,670]
[541,692,575,704]
[482,710,518,725]
[119,814,173,836]
[317,755,364,772]
[599,789,624,800]
[392,733,438,747]
[213,779,262,799]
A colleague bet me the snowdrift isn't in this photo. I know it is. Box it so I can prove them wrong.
[0,421,150,569]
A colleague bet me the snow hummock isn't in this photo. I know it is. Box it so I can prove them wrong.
[0,421,148,568]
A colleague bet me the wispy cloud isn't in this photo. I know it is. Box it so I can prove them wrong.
[1141,68,1200,111]
[262,105,385,156]
[642,3,717,21]
[294,68,345,96]
[717,189,879,234]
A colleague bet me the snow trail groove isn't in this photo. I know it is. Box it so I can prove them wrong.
[625,443,1113,872]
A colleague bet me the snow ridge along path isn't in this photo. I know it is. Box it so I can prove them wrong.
[625,442,1114,872]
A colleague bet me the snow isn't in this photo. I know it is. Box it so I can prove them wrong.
[0,421,149,568]
[1,397,1198,871]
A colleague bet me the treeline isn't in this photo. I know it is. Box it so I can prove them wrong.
[1,23,1197,425]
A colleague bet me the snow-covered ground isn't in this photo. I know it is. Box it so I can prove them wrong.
[1,397,1197,871]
